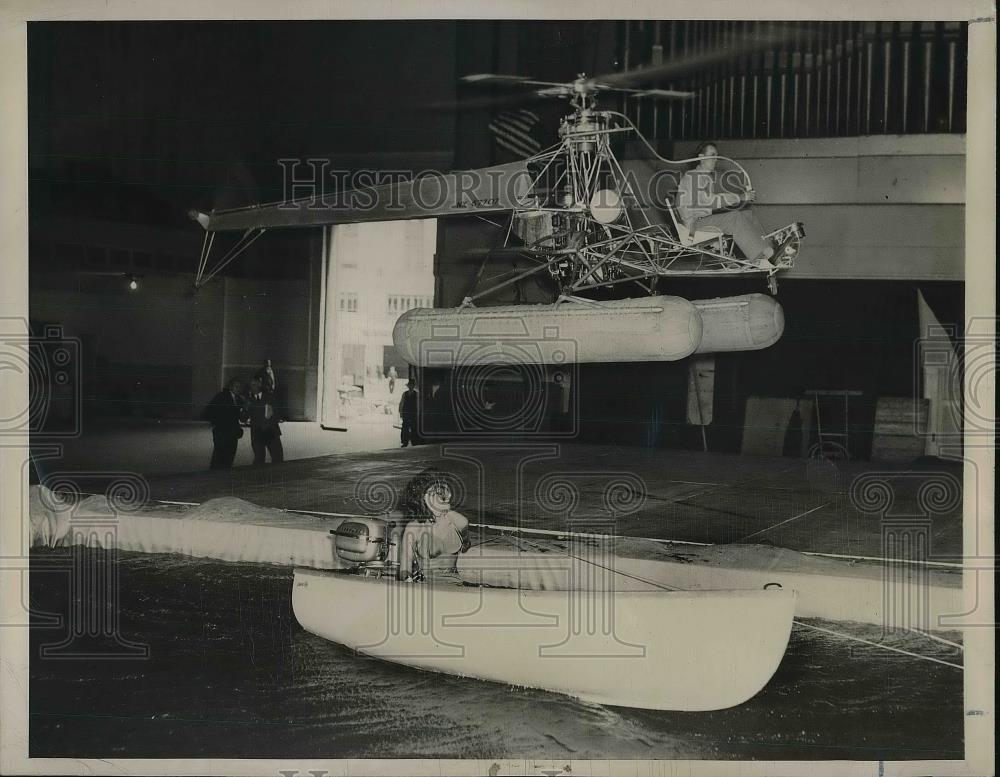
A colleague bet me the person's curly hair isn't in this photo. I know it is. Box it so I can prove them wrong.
[399,468,457,521]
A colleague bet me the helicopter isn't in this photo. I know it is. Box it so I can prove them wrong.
[189,30,807,300]
[446,71,806,303]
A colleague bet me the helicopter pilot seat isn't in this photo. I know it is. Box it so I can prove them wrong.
[673,217,726,249]
[664,192,727,251]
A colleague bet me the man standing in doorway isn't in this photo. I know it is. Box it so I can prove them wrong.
[398,378,419,448]
[203,378,246,469]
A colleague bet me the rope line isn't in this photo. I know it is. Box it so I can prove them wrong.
[793,620,964,670]
[509,534,685,592]
[908,628,964,651]
[467,521,962,569]
[740,501,832,541]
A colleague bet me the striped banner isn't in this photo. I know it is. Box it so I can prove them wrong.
[489,109,542,158]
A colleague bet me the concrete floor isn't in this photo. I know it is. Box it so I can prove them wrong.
[41,415,401,475]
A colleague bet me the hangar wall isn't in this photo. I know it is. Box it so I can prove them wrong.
[29,222,323,421]
[219,274,321,422]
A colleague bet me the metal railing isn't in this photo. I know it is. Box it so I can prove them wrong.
[620,21,967,140]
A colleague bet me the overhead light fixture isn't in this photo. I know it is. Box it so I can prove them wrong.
[128,275,139,291]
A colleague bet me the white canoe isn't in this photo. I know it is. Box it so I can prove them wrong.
[292,569,796,711]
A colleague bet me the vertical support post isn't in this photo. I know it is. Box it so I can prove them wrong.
[899,22,912,133]
[778,24,789,137]
[779,66,787,137]
[844,24,855,134]
[696,23,704,136]
[726,23,736,137]
[321,225,347,430]
[764,53,773,138]
[651,21,662,139]
[835,38,843,135]
[728,75,735,138]
[823,29,833,135]
[315,225,328,420]
[791,29,802,136]
[864,23,875,134]
[856,24,865,135]
[882,24,893,133]
[739,74,747,137]
[623,20,632,119]
[667,21,676,139]
[709,22,717,136]
[715,75,721,138]
[703,23,712,135]
[623,20,631,73]
[946,26,958,131]
[921,22,935,132]
[690,23,699,139]
[803,50,812,137]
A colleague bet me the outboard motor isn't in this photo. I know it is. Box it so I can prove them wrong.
[331,516,403,577]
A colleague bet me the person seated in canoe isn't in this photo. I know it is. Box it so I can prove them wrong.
[397,468,470,582]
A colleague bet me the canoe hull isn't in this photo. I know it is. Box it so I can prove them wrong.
[292,568,796,711]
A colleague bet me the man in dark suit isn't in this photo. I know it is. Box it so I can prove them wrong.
[203,378,246,469]
[398,378,419,447]
[246,377,284,465]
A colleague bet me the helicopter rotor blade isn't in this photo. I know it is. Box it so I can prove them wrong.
[423,88,564,112]
[607,86,695,100]
[460,74,570,89]
[446,24,816,110]
[590,24,813,88]
[454,73,576,106]
[461,73,694,100]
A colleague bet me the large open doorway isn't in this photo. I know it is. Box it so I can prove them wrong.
[319,219,436,448]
